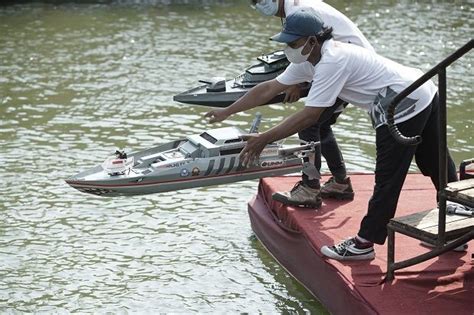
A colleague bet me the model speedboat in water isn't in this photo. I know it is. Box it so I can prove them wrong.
[173,50,311,107]
[66,115,319,197]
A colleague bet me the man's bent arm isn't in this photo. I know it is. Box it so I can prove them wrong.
[239,106,326,166]
[263,106,324,143]
[224,79,289,116]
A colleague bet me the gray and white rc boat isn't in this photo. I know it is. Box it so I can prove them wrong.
[66,115,318,197]
[173,50,311,107]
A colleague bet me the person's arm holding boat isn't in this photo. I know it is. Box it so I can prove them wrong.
[205,79,290,123]
[239,106,324,166]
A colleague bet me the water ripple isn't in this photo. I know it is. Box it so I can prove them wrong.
[0,1,471,313]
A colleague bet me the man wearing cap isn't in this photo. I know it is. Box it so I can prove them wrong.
[252,0,373,50]
[248,1,376,208]
[206,7,457,260]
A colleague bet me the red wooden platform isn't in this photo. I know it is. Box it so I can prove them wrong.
[248,173,473,315]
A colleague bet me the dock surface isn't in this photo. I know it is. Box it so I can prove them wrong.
[248,173,473,315]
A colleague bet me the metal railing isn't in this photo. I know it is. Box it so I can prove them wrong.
[386,38,473,247]
[387,39,473,146]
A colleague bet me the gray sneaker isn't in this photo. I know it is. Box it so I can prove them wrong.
[321,237,375,261]
[272,181,322,208]
[321,176,354,200]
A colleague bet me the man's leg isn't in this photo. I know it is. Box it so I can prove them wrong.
[320,114,346,181]
[358,102,435,244]
[412,95,466,251]
[298,122,322,188]
[300,98,347,186]
[321,102,435,260]
[358,129,417,244]
[414,94,458,189]
[271,121,323,208]
[272,101,344,208]
[319,109,355,200]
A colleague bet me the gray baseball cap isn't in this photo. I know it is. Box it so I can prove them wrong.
[270,7,324,43]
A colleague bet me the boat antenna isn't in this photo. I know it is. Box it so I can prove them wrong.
[249,112,262,134]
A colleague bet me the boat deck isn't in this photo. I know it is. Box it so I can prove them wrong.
[248,173,473,315]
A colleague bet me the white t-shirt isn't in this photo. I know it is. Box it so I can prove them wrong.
[282,0,375,114]
[277,39,437,128]
[284,0,374,52]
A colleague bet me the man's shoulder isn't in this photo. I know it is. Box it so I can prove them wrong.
[323,39,373,60]
[285,0,325,16]
[319,40,351,63]
[276,61,314,85]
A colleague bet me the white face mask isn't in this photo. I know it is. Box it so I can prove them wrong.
[284,38,312,64]
[255,0,279,16]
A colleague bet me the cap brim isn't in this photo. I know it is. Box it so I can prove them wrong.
[270,31,302,43]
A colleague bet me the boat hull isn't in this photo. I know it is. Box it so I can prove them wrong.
[66,164,302,197]
[173,50,311,108]
[66,126,317,197]
[173,81,310,108]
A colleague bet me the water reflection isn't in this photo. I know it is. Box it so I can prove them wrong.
[0,0,472,312]
[249,236,330,314]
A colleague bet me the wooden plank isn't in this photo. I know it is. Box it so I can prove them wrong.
[391,208,439,229]
[399,210,471,230]
[388,220,439,241]
[446,179,474,207]
[389,208,474,240]
[389,222,431,237]
[446,178,474,192]
[423,217,474,235]
[446,189,474,207]
[458,188,474,200]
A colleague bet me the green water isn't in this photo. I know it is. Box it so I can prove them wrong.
[0,0,472,313]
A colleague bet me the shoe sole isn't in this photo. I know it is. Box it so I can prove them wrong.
[320,246,375,261]
[320,191,354,201]
[271,193,322,209]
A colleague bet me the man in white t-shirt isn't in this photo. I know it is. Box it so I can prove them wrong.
[253,0,374,50]
[245,0,375,207]
[205,7,458,260]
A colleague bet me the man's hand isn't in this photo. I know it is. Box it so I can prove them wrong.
[283,84,301,103]
[238,107,324,167]
[204,108,229,123]
[239,133,269,167]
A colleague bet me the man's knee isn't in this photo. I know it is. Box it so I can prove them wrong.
[298,123,321,142]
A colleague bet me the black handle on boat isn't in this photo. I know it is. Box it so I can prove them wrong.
[387,39,473,145]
